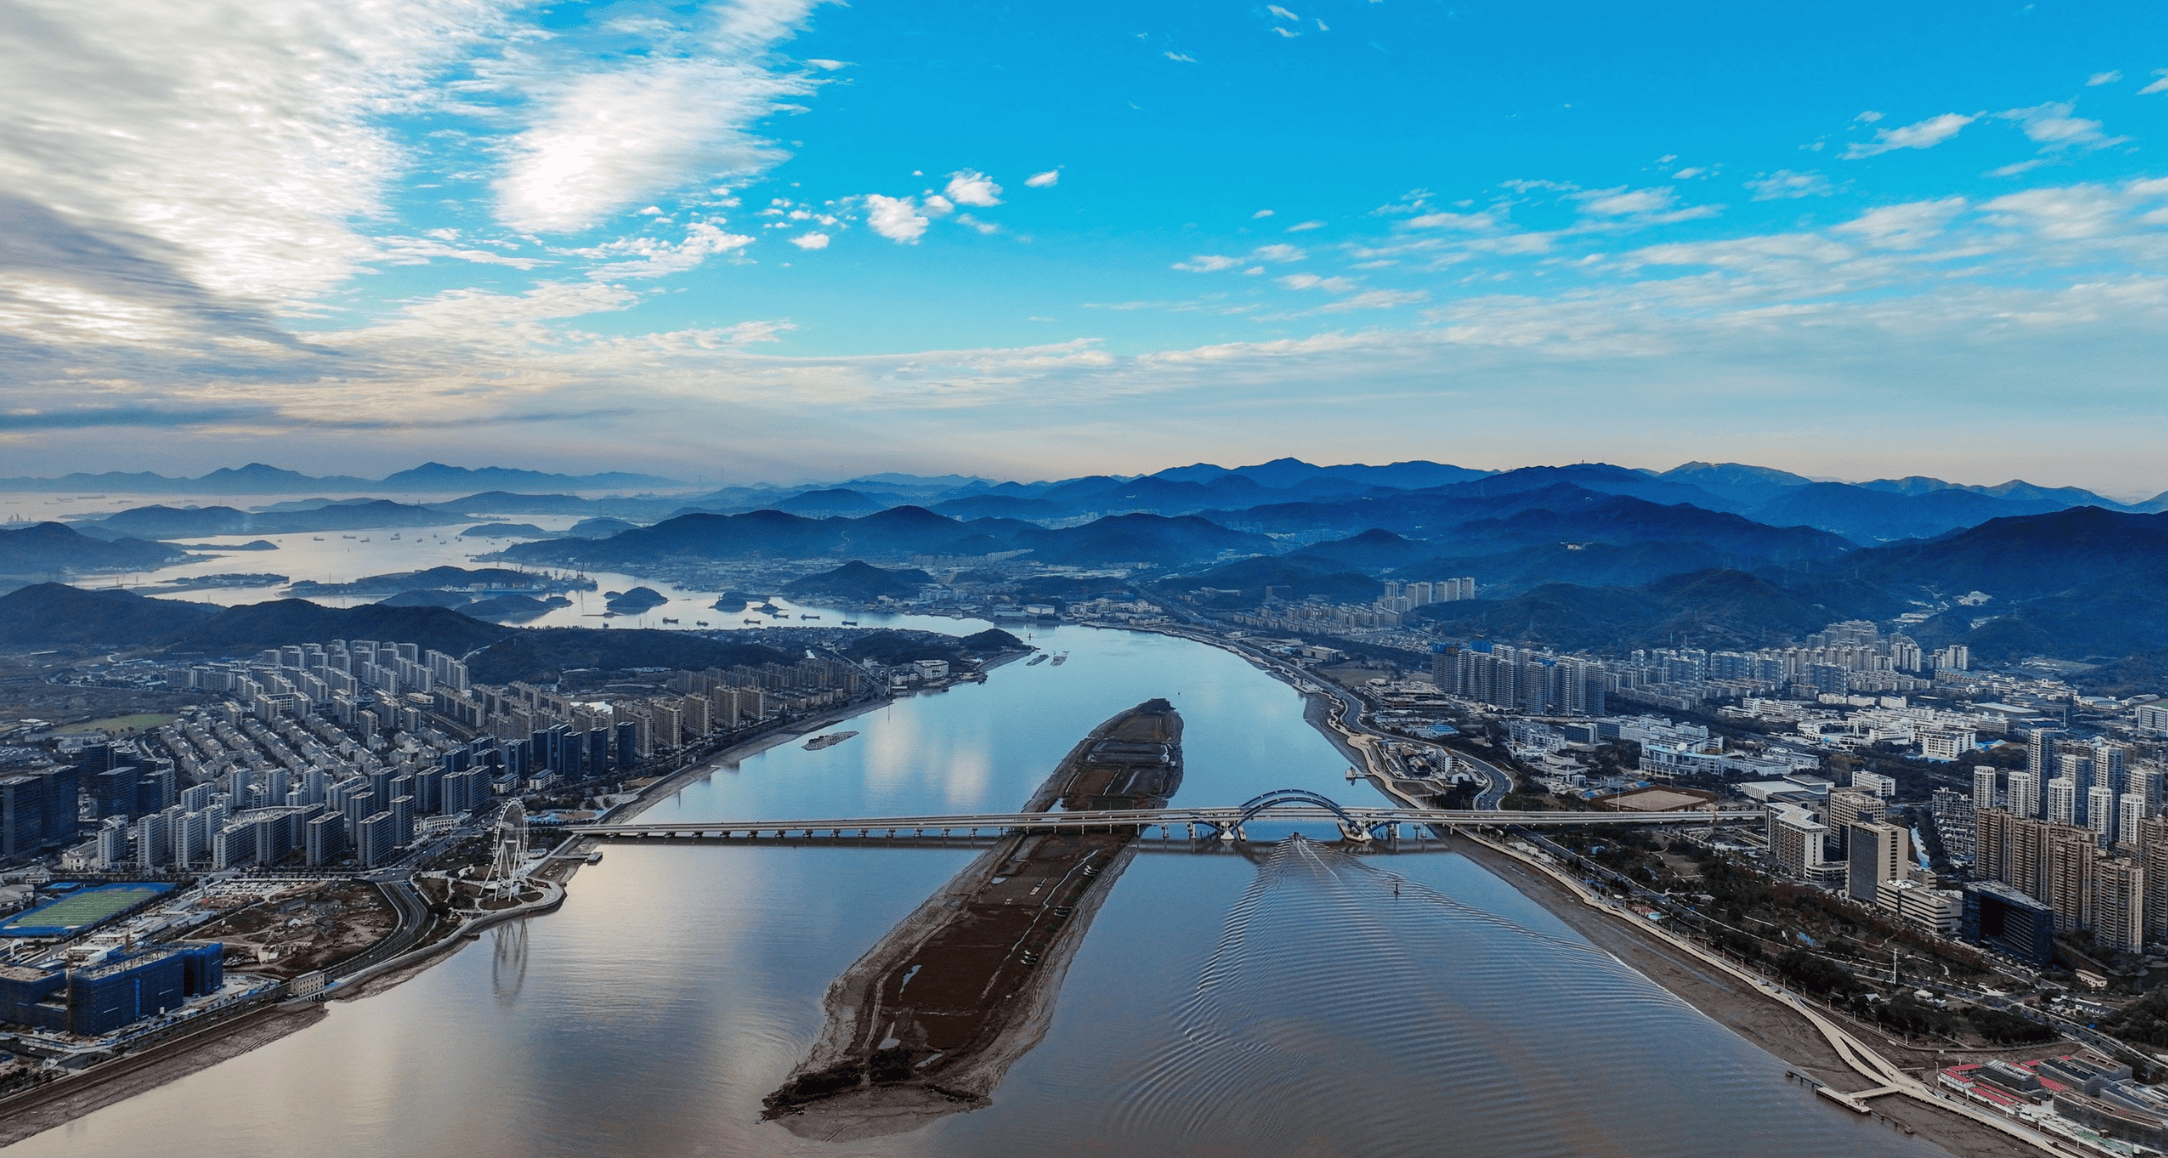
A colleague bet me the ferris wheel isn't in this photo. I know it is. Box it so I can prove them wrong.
[488,800,528,899]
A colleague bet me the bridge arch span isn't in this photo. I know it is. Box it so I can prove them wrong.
[1228,789,1382,839]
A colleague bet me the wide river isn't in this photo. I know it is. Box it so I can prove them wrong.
[13,625,1945,1157]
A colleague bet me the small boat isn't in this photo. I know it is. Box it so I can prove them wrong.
[1050,652,1069,666]
[840,620,859,626]
[312,536,324,541]
[661,617,680,624]
[696,620,710,627]
[800,614,820,620]
[744,618,761,624]
[804,730,859,751]
[1026,654,1048,666]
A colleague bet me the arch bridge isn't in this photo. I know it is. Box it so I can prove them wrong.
[569,789,1764,846]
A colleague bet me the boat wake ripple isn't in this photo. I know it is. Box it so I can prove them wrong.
[1105,837,1720,1156]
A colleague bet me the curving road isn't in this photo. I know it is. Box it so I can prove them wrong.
[325,879,435,983]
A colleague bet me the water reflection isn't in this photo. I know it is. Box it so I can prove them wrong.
[490,922,528,1004]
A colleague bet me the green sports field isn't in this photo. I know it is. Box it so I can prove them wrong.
[0,884,171,935]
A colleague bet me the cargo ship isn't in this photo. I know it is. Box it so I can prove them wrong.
[763,699,1183,1140]
[804,730,859,751]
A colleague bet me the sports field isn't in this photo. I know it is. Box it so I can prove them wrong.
[0,883,174,937]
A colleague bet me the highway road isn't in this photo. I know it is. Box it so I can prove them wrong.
[325,879,435,983]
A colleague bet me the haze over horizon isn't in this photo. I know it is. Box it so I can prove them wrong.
[4,0,2165,489]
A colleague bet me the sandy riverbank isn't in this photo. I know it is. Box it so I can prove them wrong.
[1450,833,2052,1158]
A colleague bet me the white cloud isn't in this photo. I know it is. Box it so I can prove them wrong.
[1272,26,1299,38]
[805,58,849,70]
[1025,169,1061,188]
[1989,160,2049,178]
[922,194,956,217]
[1997,101,2126,151]
[1843,112,1976,159]
[1981,184,2131,239]
[1165,51,1196,62]
[1277,273,1359,292]
[865,195,930,243]
[494,2,825,234]
[1286,220,1326,232]
[376,237,548,269]
[1403,210,1497,230]
[2145,71,2168,95]
[0,0,522,329]
[945,170,1004,207]
[1855,110,1885,123]
[789,232,830,249]
[1573,187,1678,216]
[1250,243,1308,262]
[1173,255,1243,272]
[2088,70,2122,86]
[1253,209,1276,218]
[1744,170,1833,200]
[1311,288,1426,312]
[1830,198,1966,247]
[1267,5,1299,18]
[578,221,755,278]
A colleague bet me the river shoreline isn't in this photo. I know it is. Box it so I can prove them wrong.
[0,691,911,1145]
[1136,619,2062,1158]
[1449,833,2054,1157]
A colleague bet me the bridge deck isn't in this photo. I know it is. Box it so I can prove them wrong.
[571,805,1763,839]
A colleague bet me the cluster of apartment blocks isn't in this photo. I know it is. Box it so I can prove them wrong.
[69,727,498,873]
[1375,578,1477,615]
[1761,730,2168,961]
[1960,731,2168,957]
[1764,781,1973,940]
[178,639,870,762]
[1602,621,1971,710]
[1415,619,1978,722]
[18,640,892,876]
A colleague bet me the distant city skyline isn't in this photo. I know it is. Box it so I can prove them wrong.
[4,0,2166,489]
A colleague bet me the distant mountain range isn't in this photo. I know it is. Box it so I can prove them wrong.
[0,461,682,494]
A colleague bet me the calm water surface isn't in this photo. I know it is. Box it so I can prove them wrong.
[12,626,1947,1157]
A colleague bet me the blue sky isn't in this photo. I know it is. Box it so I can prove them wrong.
[5,0,2168,490]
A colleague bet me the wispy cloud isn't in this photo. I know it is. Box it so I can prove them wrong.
[1744,170,1833,200]
[1997,100,2127,151]
[1173,255,1243,272]
[1843,112,1976,159]
[493,2,828,234]
[1025,169,1061,188]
